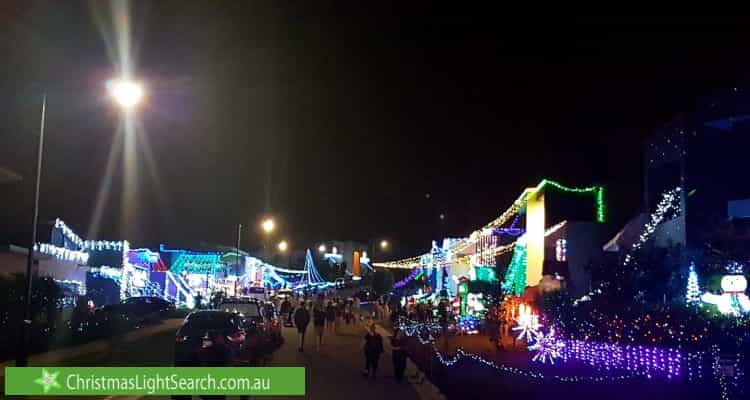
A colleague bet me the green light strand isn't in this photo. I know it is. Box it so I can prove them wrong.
[541,179,606,223]
[171,254,225,275]
[501,242,527,296]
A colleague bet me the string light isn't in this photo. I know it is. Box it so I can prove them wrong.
[686,262,701,306]
[376,178,603,269]
[501,239,527,296]
[34,243,90,264]
[393,267,422,289]
[623,187,681,266]
[512,303,542,342]
[528,327,564,364]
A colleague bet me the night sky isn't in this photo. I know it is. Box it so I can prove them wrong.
[2,5,750,260]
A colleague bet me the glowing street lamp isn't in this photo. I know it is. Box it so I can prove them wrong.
[107,79,144,109]
[278,240,288,252]
[318,244,326,253]
[380,240,389,250]
[261,218,275,234]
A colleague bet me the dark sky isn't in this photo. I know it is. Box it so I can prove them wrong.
[2,4,750,259]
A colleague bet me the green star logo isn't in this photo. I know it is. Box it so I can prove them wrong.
[34,368,61,394]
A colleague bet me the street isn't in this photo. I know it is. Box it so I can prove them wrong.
[1,317,418,400]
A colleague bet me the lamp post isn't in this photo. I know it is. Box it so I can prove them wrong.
[18,94,46,367]
[18,79,145,367]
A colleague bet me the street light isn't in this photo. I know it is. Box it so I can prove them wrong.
[19,78,145,367]
[261,218,275,234]
[107,79,144,109]
[318,244,326,253]
[278,240,288,252]
[380,240,389,249]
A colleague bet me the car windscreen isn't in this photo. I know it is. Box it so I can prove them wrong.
[179,313,239,337]
[219,302,261,318]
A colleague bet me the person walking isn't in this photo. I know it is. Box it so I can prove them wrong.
[325,300,336,334]
[352,296,361,324]
[390,328,408,383]
[280,297,292,327]
[293,302,310,352]
[362,323,384,379]
[313,305,326,351]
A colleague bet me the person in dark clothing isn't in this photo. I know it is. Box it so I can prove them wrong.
[280,298,292,326]
[325,301,336,333]
[293,304,310,352]
[362,323,384,379]
[313,305,326,351]
[390,328,408,383]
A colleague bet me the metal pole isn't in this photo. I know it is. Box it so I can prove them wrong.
[18,94,46,367]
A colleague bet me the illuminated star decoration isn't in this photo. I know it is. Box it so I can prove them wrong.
[34,368,61,394]
[512,303,542,342]
[528,327,564,364]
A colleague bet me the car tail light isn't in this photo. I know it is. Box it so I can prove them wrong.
[227,331,245,343]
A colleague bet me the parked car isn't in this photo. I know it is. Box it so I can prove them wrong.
[173,310,247,366]
[97,296,175,327]
[218,298,276,354]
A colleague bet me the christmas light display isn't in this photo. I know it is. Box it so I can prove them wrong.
[301,248,328,287]
[555,238,567,262]
[701,269,750,315]
[53,218,84,248]
[393,267,421,289]
[431,345,638,383]
[711,345,743,400]
[501,240,527,296]
[528,327,564,364]
[34,243,90,264]
[557,339,698,380]
[376,179,605,268]
[396,319,715,385]
[686,262,700,306]
[623,187,681,266]
[82,240,125,251]
[512,303,542,342]
[456,315,479,334]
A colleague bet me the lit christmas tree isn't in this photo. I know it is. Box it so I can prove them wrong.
[685,262,700,306]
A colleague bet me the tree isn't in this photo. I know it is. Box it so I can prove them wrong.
[686,262,700,305]
[372,269,395,296]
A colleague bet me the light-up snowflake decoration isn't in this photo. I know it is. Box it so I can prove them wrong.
[512,303,542,342]
[528,327,564,364]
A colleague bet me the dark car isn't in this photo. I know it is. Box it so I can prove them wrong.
[97,296,175,327]
[218,298,277,356]
[173,310,247,366]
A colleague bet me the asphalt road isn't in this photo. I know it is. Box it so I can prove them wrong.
[2,317,418,400]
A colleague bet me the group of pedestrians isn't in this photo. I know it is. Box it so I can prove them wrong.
[277,290,410,384]
[279,292,365,353]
